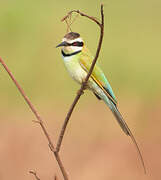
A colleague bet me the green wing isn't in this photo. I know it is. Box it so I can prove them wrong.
[79,47,117,105]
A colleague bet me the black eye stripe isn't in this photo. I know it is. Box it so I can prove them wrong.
[68,41,84,47]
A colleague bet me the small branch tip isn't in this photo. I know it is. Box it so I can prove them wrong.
[29,170,40,180]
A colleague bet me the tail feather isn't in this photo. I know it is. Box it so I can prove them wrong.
[110,102,146,174]
[111,105,130,136]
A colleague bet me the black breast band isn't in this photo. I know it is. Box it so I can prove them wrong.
[61,50,81,57]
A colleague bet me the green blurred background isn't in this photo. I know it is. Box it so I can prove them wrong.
[0,0,161,179]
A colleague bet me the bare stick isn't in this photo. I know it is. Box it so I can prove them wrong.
[56,4,104,152]
[29,170,40,180]
[58,4,147,174]
[0,57,69,180]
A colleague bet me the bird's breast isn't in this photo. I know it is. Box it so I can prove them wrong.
[63,56,87,84]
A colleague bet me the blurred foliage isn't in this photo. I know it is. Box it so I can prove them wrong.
[0,0,161,107]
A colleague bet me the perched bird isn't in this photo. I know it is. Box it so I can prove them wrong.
[56,32,146,173]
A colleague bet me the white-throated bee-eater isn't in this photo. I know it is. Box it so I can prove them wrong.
[56,32,146,173]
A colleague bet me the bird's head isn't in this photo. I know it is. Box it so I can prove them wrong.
[56,32,84,54]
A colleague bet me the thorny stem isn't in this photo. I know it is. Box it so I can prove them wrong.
[56,4,104,153]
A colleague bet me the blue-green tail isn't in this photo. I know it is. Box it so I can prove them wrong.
[103,96,146,174]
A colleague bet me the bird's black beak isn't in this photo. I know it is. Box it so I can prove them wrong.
[56,41,68,48]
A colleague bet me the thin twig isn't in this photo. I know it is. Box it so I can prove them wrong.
[56,4,104,153]
[54,174,58,180]
[61,10,102,28]
[29,170,40,180]
[0,57,69,180]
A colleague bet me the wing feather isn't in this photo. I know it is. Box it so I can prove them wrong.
[79,47,117,105]
[91,73,117,105]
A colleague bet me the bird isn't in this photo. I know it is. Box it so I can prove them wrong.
[56,31,146,173]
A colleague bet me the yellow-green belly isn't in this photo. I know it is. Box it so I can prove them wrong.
[64,57,87,84]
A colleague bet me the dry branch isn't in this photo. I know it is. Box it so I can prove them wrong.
[56,4,104,152]
[0,57,69,180]
[0,4,105,180]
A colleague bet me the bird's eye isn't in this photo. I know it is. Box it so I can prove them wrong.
[71,42,84,47]
[72,42,78,46]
